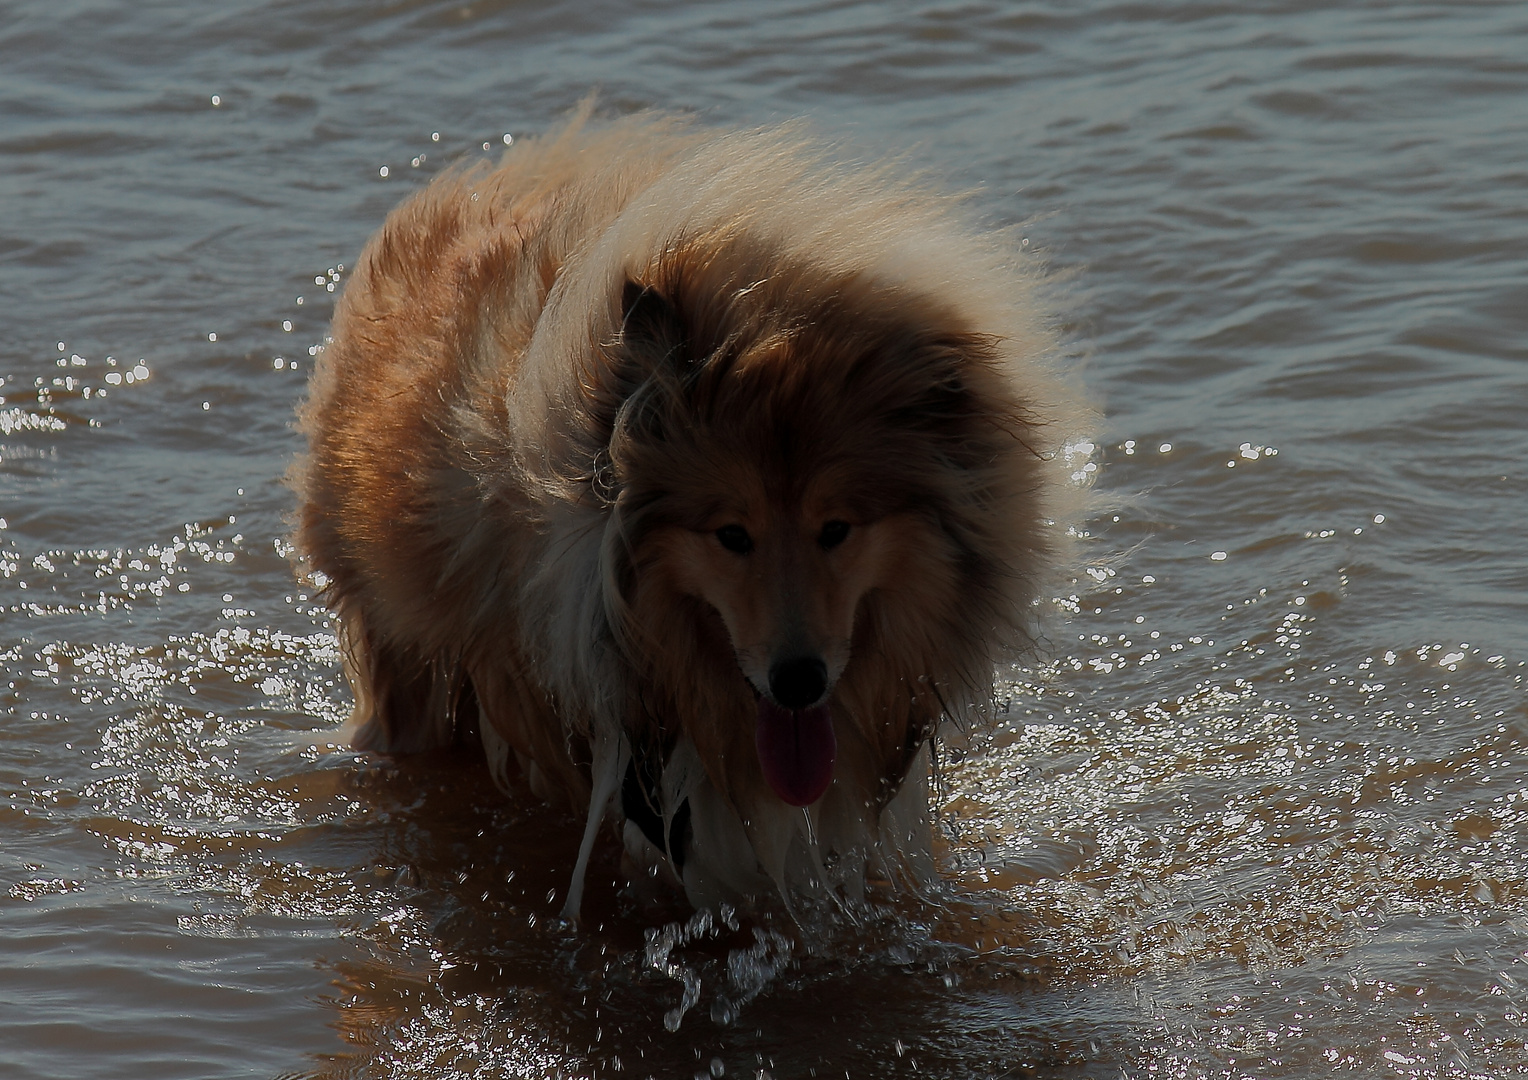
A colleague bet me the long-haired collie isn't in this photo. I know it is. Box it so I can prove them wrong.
[294,106,1087,921]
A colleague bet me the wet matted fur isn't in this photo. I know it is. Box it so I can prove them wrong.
[294,107,1089,919]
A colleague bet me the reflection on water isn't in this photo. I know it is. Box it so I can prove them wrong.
[4,0,1528,1077]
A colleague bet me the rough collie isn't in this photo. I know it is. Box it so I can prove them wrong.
[294,107,1086,920]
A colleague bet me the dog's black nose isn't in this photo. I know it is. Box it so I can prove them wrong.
[769,656,827,710]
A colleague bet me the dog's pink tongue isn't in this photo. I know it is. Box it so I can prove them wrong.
[755,698,836,807]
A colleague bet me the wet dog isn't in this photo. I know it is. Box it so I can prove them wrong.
[294,107,1086,919]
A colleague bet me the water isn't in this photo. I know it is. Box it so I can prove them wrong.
[3,2,1526,1077]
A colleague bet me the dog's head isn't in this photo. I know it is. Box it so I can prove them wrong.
[583,248,1052,818]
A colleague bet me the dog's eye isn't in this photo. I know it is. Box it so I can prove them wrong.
[818,520,850,550]
[715,524,753,554]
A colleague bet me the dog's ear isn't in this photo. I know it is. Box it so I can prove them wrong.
[619,280,689,369]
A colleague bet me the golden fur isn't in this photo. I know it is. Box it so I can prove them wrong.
[294,106,1087,918]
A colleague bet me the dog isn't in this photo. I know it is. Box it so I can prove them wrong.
[294,106,1087,920]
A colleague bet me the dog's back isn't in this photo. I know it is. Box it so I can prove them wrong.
[297,114,700,796]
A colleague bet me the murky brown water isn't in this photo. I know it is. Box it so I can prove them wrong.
[4,2,1527,1077]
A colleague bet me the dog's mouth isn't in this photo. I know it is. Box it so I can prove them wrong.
[754,695,836,807]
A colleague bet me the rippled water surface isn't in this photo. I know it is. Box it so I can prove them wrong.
[4,2,1527,1078]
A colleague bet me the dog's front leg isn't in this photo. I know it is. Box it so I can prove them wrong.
[560,720,629,923]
